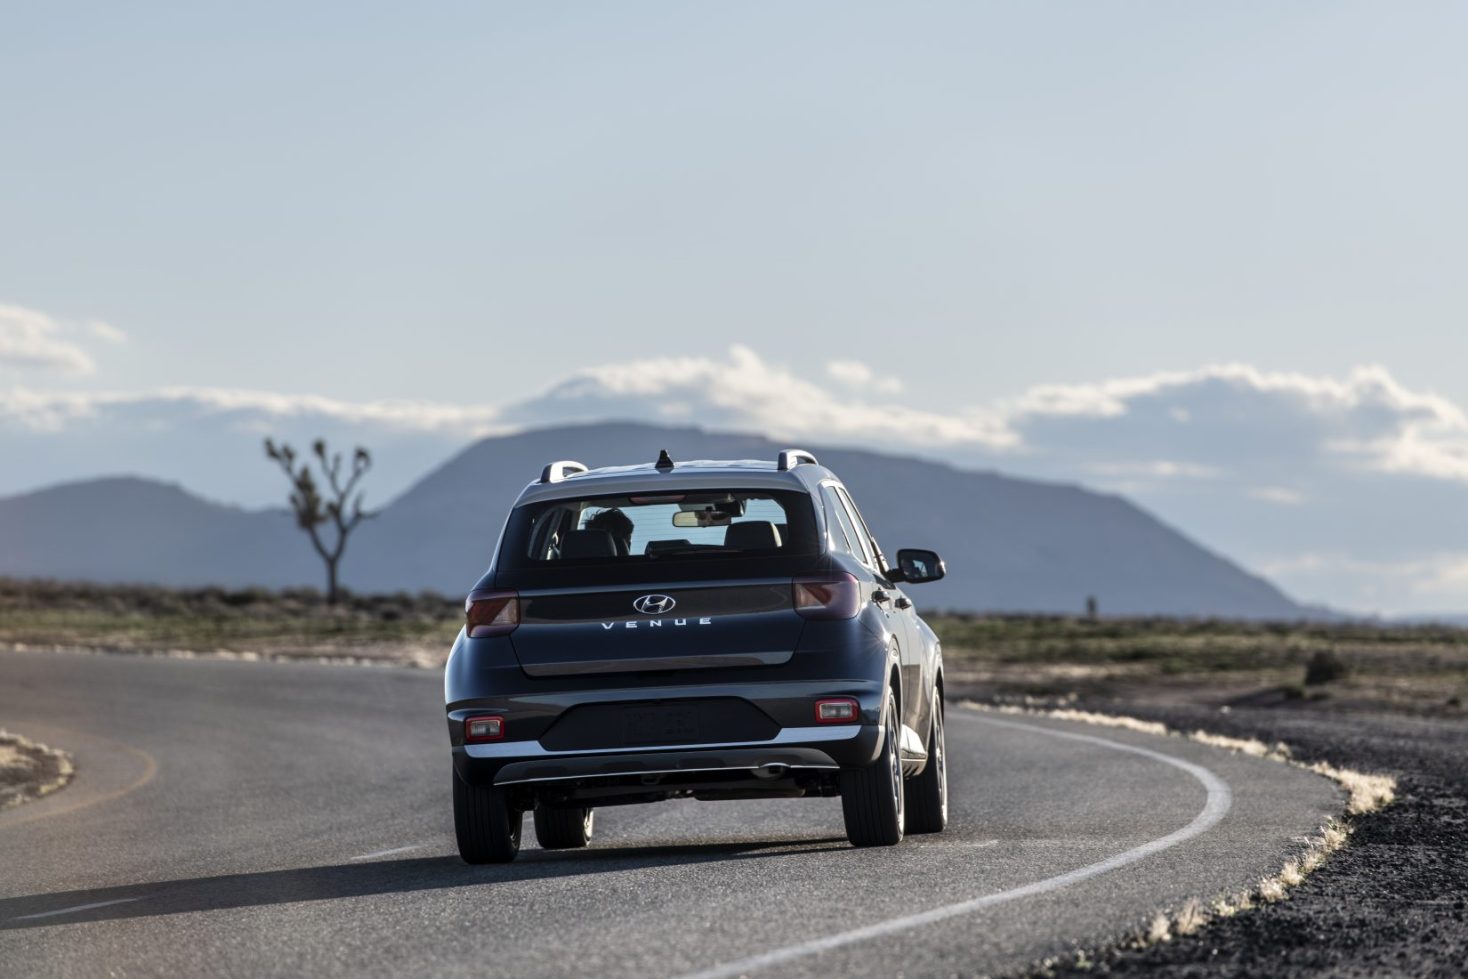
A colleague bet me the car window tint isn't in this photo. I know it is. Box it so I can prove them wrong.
[526,507,571,561]
[578,497,789,555]
[821,485,867,563]
[834,486,880,568]
[505,489,817,567]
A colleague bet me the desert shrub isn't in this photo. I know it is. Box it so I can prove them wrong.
[1305,649,1350,685]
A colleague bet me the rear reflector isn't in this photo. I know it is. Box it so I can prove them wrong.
[464,715,505,742]
[466,589,519,638]
[792,574,861,620]
[815,698,860,723]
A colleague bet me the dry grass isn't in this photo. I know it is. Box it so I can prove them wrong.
[1188,730,1291,761]
[1257,874,1289,903]
[1306,761,1397,815]
[1172,898,1207,936]
[1129,814,1355,940]
[934,612,1468,714]
[0,578,460,667]
[985,703,1170,737]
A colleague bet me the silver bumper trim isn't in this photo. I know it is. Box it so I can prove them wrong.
[497,762,840,786]
[464,724,862,759]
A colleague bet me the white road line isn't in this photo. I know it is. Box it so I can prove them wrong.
[349,843,426,862]
[14,897,146,921]
[676,711,1233,979]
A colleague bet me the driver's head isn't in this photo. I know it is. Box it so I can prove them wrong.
[585,507,634,556]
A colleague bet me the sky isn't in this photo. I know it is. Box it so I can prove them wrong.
[3,2,1468,615]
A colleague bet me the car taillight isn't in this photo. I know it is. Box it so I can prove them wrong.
[466,589,519,637]
[464,715,505,742]
[792,574,861,620]
[814,697,860,723]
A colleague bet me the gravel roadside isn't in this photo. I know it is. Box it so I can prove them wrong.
[996,697,1468,978]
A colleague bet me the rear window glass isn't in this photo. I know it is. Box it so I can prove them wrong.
[497,489,819,575]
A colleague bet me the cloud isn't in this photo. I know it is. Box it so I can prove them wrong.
[87,320,127,344]
[1258,551,1468,610]
[502,353,1468,530]
[1087,460,1221,479]
[1001,363,1468,489]
[12,350,1459,497]
[1246,486,1306,506]
[0,304,97,374]
[504,345,1011,448]
[0,386,511,511]
[0,386,505,436]
[826,359,903,394]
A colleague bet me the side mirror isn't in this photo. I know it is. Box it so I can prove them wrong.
[892,548,946,584]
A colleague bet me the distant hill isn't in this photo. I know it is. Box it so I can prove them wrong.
[351,422,1308,617]
[0,476,315,588]
[0,422,1312,618]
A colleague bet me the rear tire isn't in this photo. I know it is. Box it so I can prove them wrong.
[453,767,522,864]
[534,806,595,849]
[906,697,947,834]
[841,689,905,847]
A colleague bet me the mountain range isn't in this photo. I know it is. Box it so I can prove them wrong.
[0,422,1312,618]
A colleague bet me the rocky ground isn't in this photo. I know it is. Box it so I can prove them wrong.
[966,690,1468,978]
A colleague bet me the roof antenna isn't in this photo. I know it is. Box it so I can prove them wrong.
[655,449,675,471]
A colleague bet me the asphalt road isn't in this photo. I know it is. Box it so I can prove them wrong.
[0,651,1342,978]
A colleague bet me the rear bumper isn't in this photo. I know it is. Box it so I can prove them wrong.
[445,625,896,790]
[456,723,878,786]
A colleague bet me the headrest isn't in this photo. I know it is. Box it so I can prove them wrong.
[559,529,616,560]
[724,521,782,551]
[645,539,692,555]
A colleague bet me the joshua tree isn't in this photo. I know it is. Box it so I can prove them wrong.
[264,437,376,604]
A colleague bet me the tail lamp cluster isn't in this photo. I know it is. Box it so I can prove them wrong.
[792,573,860,620]
[466,589,519,638]
[462,591,516,744]
[814,697,860,724]
[464,715,505,742]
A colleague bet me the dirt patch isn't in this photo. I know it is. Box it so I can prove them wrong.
[0,729,75,811]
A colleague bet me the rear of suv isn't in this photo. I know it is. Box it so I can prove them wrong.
[445,448,948,862]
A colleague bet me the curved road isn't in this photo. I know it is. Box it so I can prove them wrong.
[0,651,1341,978]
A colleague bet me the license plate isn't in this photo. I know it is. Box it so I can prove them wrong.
[624,706,699,745]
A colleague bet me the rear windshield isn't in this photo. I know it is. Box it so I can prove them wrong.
[495,488,821,583]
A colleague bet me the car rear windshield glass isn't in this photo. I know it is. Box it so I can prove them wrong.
[497,489,819,575]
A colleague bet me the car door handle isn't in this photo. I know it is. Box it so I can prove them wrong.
[872,589,891,606]
[895,596,912,610]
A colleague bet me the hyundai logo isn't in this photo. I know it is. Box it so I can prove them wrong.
[633,594,677,615]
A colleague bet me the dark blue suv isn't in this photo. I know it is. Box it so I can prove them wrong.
[445,448,948,862]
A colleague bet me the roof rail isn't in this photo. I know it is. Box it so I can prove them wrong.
[540,460,590,484]
[777,448,819,471]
